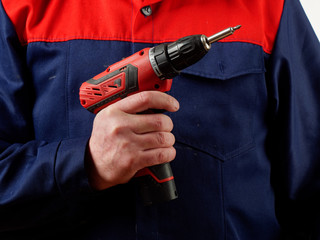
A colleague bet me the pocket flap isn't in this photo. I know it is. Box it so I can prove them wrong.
[181,42,265,80]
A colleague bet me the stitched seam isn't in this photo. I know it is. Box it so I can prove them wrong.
[65,42,70,138]
[21,36,271,53]
[220,163,227,240]
[175,138,255,162]
[53,141,64,196]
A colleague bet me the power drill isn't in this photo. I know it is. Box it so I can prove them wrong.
[79,25,241,205]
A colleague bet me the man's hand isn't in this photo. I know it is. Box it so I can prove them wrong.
[86,91,180,190]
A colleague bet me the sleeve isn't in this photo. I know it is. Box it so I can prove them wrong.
[0,1,94,231]
[266,0,320,238]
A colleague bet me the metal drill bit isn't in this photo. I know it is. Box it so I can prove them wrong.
[207,25,241,44]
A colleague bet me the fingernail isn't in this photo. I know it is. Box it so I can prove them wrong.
[173,100,180,110]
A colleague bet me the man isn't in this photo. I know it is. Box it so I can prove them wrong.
[0,0,320,239]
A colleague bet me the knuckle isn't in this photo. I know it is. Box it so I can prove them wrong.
[120,140,131,151]
[121,156,135,170]
[108,119,130,137]
[161,148,175,163]
[101,105,118,118]
[156,151,166,163]
[110,125,124,136]
[152,115,173,131]
[96,109,124,136]
[156,132,166,145]
[138,91,151,105]
[153,116,163,129]
[118,149,138,170]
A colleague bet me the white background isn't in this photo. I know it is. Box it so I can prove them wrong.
[300,0,320,40]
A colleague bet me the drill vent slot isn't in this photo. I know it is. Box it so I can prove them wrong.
[101,78,122,92]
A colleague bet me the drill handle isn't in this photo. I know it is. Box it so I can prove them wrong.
[135,162,178,206]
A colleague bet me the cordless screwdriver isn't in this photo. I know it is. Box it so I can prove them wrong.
[79,25,241,205]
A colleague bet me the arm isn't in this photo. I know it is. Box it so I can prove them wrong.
[266,0,320,238]
[0,2,83,231]
[0,1,178,232]
[0,8,92,227]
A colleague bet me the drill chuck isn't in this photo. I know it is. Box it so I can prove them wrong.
[149,25,241,80]
[149,34,208,80]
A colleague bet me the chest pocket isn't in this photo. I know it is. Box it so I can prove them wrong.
[167,42,265,161]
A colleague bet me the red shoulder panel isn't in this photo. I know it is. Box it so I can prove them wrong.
[2,0,284,54]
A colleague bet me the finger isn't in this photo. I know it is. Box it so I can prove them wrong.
[115,91,180,114]
[129,113,174,134]
[136,132,175,150]
[135,147,176,170]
